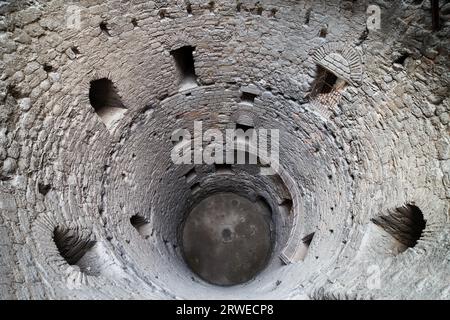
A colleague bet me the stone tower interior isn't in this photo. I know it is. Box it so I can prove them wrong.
[0,0,449,300]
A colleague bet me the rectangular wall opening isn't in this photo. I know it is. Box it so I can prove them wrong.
[302,232,315,246]
[318,71,338,94]
[184,167,197,183]
[170,46,198,91]
[215,163,233,174]
[190,182,201,194]
[240,91,257,104]
[279,198,293,215]
[292,232,315,262]
[371,204,426,252]
[309,65,347,107]
[235,122,254,131]
[89,78,127,131]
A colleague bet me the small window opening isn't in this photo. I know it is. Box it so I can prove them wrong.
[190,182,201,193]
[99,21,111,36]
[186,1,192,14]
[302,232,315,246]
[280,198,293,215]
[240,91,257,104]
[319,26,328,38]
[71,46,80,55]
[89,78,127,130]
[184,167,197,183]
[130,214,152,239]
[309,66,347,106]
[269,8,278,18]
[53,227,98,275]
[305,8,312,25]
[236,122,254,131]
[159,9,168,19]
[208,1,215,12]
[394,52,409,66]
[254,3,263,15]
[215,163,233,174]
[38,183,51,196]
[170,46,198,91]
[43,64,53,72]
[371,204,426,252]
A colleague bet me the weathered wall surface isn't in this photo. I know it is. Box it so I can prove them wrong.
[0,0,449,299]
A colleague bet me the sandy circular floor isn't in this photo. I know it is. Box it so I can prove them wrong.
[182,193,273,286]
